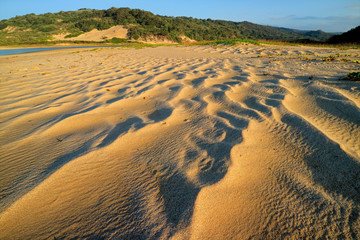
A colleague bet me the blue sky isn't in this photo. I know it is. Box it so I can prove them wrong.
[0,0,359,32]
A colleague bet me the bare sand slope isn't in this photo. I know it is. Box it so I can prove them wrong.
[0,45,360,239]
[53,25,128,41]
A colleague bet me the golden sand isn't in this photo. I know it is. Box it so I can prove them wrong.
[0,45,360,239]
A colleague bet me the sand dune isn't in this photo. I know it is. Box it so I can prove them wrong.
[53,25,128,41]
[0,44,360,239]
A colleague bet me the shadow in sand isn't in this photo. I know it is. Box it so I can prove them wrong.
[191,77,207,87]
[98,117,145,148]
[41,130,108,178]
[106,96,127,104]
[148,108,173,122]
[281,114,360,238]
[159,172,200,229]
[287,115,360,202]
[158,110,250,236]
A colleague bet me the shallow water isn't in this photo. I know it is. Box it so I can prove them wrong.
[0,46,119,56]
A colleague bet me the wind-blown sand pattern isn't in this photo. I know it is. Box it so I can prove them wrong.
[0,45,360,239]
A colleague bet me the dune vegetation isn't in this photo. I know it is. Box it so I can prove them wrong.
[0,7,337,45]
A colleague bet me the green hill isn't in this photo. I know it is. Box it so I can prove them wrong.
[328,26,360,44]
[0,7,335,45]
[276,27,334,41]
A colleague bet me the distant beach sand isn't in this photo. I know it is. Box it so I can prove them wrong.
[1,44,360,239]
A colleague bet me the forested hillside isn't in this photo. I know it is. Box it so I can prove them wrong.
[328,26,360,44]
[0,7,335,45]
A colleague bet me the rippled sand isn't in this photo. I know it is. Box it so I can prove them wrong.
[1,44,360,239]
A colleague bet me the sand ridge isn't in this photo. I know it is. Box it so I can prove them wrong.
[0,45,360,239]
[53,25,128,41]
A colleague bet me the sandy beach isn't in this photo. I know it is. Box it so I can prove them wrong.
[0,44,360,239]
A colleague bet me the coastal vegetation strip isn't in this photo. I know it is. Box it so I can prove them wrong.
[0,7,338,45]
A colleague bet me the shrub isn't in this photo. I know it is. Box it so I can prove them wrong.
[105,37,130,43]
[346,72,360,81]
[37,24,58,32]
[65,32,82,38]
[0,21,8,30]
[322,55,336,62]
[75,19,98,32]
[127,27,140,40]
